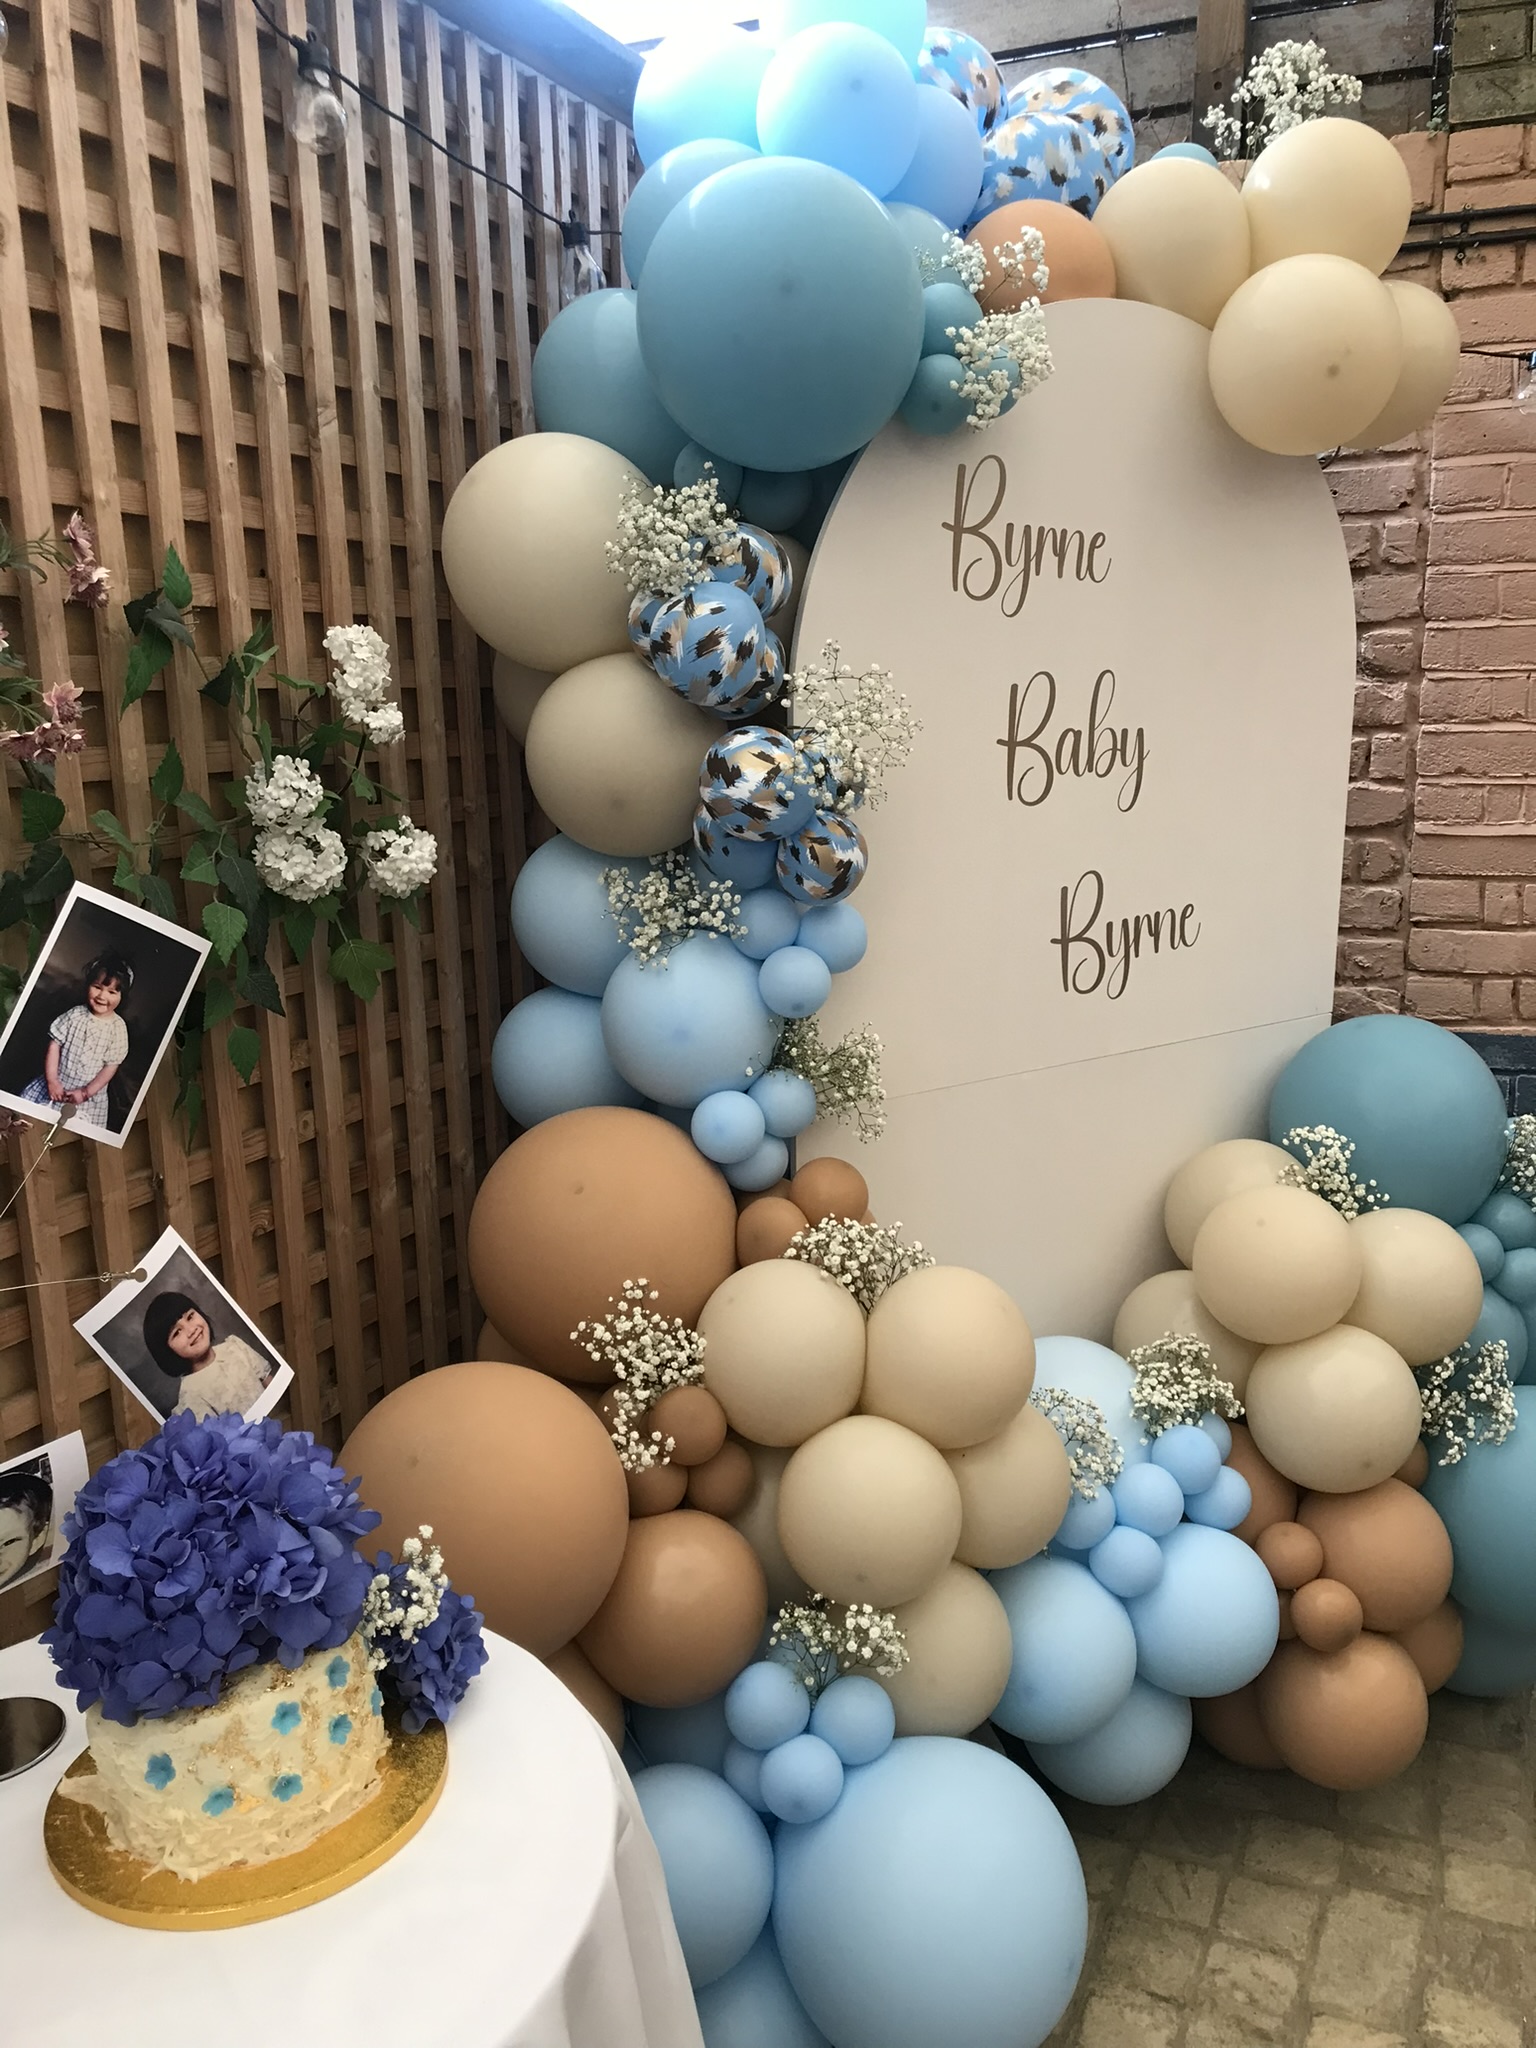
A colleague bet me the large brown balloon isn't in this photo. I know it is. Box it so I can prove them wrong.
[341,1361,629,1658]
[545,1641,625,1747]
[1194,1683,1286,1769]
[1257,1635,1429,1790]
[578,1509,767,1708]
[1297,1478,1454,1632]
[965,199,1115,307]
[1395,1599,1463,1694]
[1225,1421,1298,1543]
[467,1108,737,1379]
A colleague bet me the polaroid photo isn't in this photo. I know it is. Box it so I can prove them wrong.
[0,1430,88,1595]
[0,880,211,1149]
[75,1227,293,1429]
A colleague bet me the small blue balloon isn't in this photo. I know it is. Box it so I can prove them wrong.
[735,888,803,961]
[1151,1424,1222,1496]
[808,1675,895,1765]
[1459,1222,1506,1282]
[921,281,983,357]
[1154,141,1219,166]
[625,140,759,285]
[1088,1524,1164,1600]
[765,0,929,66]
[885,84,986,228]
[693,1089,770,1166]
[1198,1413,1233,1459]
[695,811,780,889]
[602,934,778,1108]
[695,1929,832,2048]
[510,834,641,997]
[1027,1679,1192,1807]
[1053,1486,1117,1552]
[1497,1246,1536,1305]
[917,27,1004,137]
[760,1732,845,1824]
[796,902,868,972]
[630,1692,731,1773]
[633,1763,775,1989]
[531,289,688,484]
[1033,1335,1151,1469]
[1125,1523,1279,1698]
[737,469,814,531]
[1181,1466,1252,1532]
[675,441,745,502]
[1424,1389,1536,1632]
[723,1739,771,1811]
[991,1554,1138,1742]
[725,1134,792,1192]
[1469,1284,1528,1380]
[1471,1188,1536,1250]
[491,990,642,1127]
[633,26,773,165]
[791,454,857,549]
[1445,1610,1536,1698]
[885,200,962,282]
[898,353,970,437]
[750,1069,819,1140]
[776,812,869,906]
[727,1660,814,1751]
[1111,1463,1185,1538]
[760,945,833,1019]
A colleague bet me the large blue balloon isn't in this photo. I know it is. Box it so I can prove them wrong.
[1445,1609,1536,1697]
[1032,1335,1151,1469]
[991,1554,1138,1742]
[696,1930,831,2048]
[1268,1016,1508,1224]
[763,0,928,65]
[1125,1523,1279,1697]
[531,289,688,483]
[633,1764,775,1989]
[636,157,925,473]
[623,139,759,284]
[884,200,964,284]
[633,27,773,165]
[773,1737,1087,2048]
[885,84,986,229]
[510,834,641,998]
[602,934,778,1108]
[757,25,919,198]
[491,989,643,1127]
[630,1691,731,1773]
[1424,1391,1536,1633]
[1027,1678,1193,1805]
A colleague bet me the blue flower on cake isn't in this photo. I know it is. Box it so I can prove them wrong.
[361,1525,488,1736]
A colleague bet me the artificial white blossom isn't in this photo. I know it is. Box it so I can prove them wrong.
[571,1278,707,1473]
[361,1524,446,1671]
[603,851,743,964]
[606,470,739,600]
[363,820,438,898]
[1417,1339,1517,1466]
[774,1017,886,1140]
[324,621,404,748]
[1203,39,1362,159]
[1125,1334,1243,1439]
[790,642,919,813]
[245,752,326,829]
[1029,1385,1124,1499]
[1278,1124,1388,1219]
[253,819,348,902]
[782,1216,933,1312]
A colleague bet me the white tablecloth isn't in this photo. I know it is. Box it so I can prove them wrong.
[0,1631,703,2048]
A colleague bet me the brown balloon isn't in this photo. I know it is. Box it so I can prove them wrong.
[1255,1520,1324,1590]
[1291,1577,1364,1654]
[686,1439,756,1519]
[466,1108,737,1379]
[1395,1598,1464,1694]
[737,1196,811,1265]
[1276,1590,1296,1640]
[475,1320,531,1365]
[545,1641,625,1747]
[1257,1635,1429,1790]
[790,1157,869,1225]
[737,1179,795,1212]
[578,1508,767,1708]
[1297,1478,1453,1632]
[1193,1684,1286,1770]
[965,198,1116,308]
[1226,1421,1299,1542]
[651,1384,728,1467]
[1396,1441,1430,1488]
[627,1461,688,1517]
[341,1361,629,1658]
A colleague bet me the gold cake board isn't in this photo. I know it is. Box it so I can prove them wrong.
[43,1720,447,1931]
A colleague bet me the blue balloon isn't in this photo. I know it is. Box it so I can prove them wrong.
[884,200,963,283]
[726,1660,813,1751]
[693,1089,770,1166]
[491,990,642,1127]
[1472,1188,1536,1250]
[735,888,802,961]
[761,1732,845,1823]
[723,1738,771,1810]
[625,140,759,284]
[633,26,773,165]
[1424,1391,1536,1632]
[760,945,833,1019]
[737,469,814,530]
[765,0,928,65]
[776,811,869,905]
[1444,1610,1536,1698]
[636,157,925,473]
[750,1068,819,1139]
[791,453,858,548]
[695,811,780,890]
[917,27,1004,137]
[1198,1413,1234,1459]
[898,353,970,437]
[1033,1335,1151,1468]
[1181,1465,1252,1531]
[633,1763,775,1988]
[1151,1423,1222,1495]
[921,281,983,356]
[991,1555,1137,1742]
[725,1134,792,1192]
[675,441,745,502]
[696,1929,832,2048]
[531,289,688,484]
[1125,1523,1278,1697]
[510,834,640,996]
[773,1737,1087,2048]
[630,1692,731,1773]
[603,935,778,1108]
[1027,1679,1192,1806]
[1154,141,1219,166]
[1459,1222,1506,1281]
[885,85,986,228]
[708,524,796,617]
[1496,1246,1536,1304]
[1468,1283,1528,1379]
[809,1674,895,1764]
[1053,1486,1117,1552]
[1268,1016,1508,1224]
[1088,1525,1164,1600]
[796,902,868,972]
[1111,1463,1184,1538]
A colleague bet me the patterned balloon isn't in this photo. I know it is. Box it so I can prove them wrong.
[1006,66,1135,186]
[628,591,663,660]
[699,725,817,841]
[917,27,1004,137]
[707,524,793,618]
[775,810,869,905]
[972,108,1108,223]
[649,582,767,712]
[733,631,788,721]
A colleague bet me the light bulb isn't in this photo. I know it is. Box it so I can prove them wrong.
[560,213,607,303]
[292,36,347,156]
[1516,352,1536,413]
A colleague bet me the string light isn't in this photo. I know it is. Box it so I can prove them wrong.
[290,30,348,155]
[1516,351,1536,413]
[561,211,607,299]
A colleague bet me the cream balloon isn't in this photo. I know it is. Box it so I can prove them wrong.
[1191,1183,1364,1345]
[778,1414,962,1608]
[699,1260,867,1447]
[1343,1206,1484,1366]
[1112,1268,1260,1397]
[861,1265,1035,1450]
[1245,1325,1423,1493]
[945,1401,1073,1570]
[1094,158,1251,328]
[1348,281,1463,448]
[441,432,638,671]
[878,1563,1013,1736]
[1209,254,1402,458]
[1243,119,1412,275]
[1163,1138,1294,1265]
[492,652,554,745]
[730,1441,808,1607]
[524,652,717,857]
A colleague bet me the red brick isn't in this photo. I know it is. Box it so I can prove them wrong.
[1411,878,1483,921]
[1424,566,1497,620]
[1486,880,1526,924]
[1347,783,1408,826]
[1381,519,1420,567]
[1360,628,1418,676]
[1500,570,1536,616]
[1339,885,1403,930]
[1334,985,1405,1019]
[1420,675,1494,721]
[1357,839,1404,883]
[1432,463,1509,512]
[1430,512,1536,564]
[1396,131,1445,209]
[1414,829,1536,876]
[1329,460,1419,515]
[1422,621,1536,666]
[1350,736,1369,778]
[1416,783,1487,825]
[1409,926,1536,972]
[1355,571,1423,624]
[1338,936,1406,980]
[1448,127,1526,176]
[1520,978,1536,1019]
[1406,975,1478,1021]
[1418,728,1536,778]
[1354,677,1408,726]
[1433,404,1536,459]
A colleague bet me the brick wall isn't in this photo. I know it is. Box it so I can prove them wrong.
[1453,6,1536,124]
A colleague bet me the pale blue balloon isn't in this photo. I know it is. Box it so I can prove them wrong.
[884,83,986,227]
[633,27,773,165]
[1111,1463,1183,1537]
[1033,1335,1151,1468]
[693,1089,769,1166]
[796,902,867,971]
[510,834,641,996]
[1151,1423,1221,1495]
[1472,1188,1536,1250]
[735,887,802,961]
[991,1554,1137,1742]
[758,24,919,197]
[760,945,832,1019]
[696,1930,832,2048]
[491,991,642,1127]
[764,0,929,66]
[761,1732,845,1823]
[898,353,969,436]
[725,1134,792,1191]
[920,280,982,356]
[1027,1679,1192,1806]
[1053,1486,1116,1552]
[773,1737,1087,2048]
[1198,1413,1233,1458]
[602,934,778,1108]
[1459,1222,1506,1281]
[1125,1523,1278,1697]
[737,469,814,530]
[675,441,745,501]
[633,1764,775,1988]
[809,1675,895,1764]
[531,288,688,483]
[1424,1390,1536,1632]
[695,812,780,889]
[884,198,961,282]
[723,1739,771,1811]
[1088,1525,1163,1600]
[630,1692,731,1773]
[750,1069,819,1139]
[1181,1465,1251,1531]
[624,139,759,284]
[726,1660,812,1750]
[1444,1610,1536,1697]
[1153,141,1219,166]
[1496,1246,1536,1305]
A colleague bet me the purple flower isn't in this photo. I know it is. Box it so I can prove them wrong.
[44,1410,380,1725]
[369,1550,487,1735]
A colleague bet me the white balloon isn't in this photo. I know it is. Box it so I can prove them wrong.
[492,652,553,744]
[1243,117,1412,275]
[878,1563,1013,1736]
[1094,157,1251,328]
[1348,280,1463,448]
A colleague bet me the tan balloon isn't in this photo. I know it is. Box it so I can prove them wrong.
[945,1399,1073,1570]
[1208,255,1403,457]
[686,1439,756,1519]
[966,199,1115,307]
[1094,157,1250,328]
[1112,1268,1259,1397]
[1290,1576,1364,1654]
[1342,1206,1483,1366]
[1163,1138,1294,1264]
[1193,1683,1285,1770]
[476,1320,531,1366]
[578,1509,767,1708]
[736,1195,810,1265]
[1297,1476,1454,1630]
[790,1156,869,1225]
[1257,1634,1428,1790]
[650,1384,728,1467]
[778,1414,963,1607]
[1192,1184,1364,1344]
[1348,281,1462,448]
[1226,1421,1299,1542]
[730,1442,809,1606]
[491,652,554,745]
[862,1265,1035,1450]
[627,1461,688,1517]
[524,652,716,858]
[1396,1440,1430,1489]
[1243,118,1412,274]
[878,1563,1013,1736]
[1255,1519,1324,1591]
[1394,1598,1463,1694]
[1245,1325,1423,1493]
[441,431,638,671]
[545,1641,625,1747]
[699,1260,866,1447]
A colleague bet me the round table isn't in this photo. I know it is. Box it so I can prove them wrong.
[0,1631,703,2048]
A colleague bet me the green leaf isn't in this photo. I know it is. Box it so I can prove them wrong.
[141,873,177,923]
[112,852,145,902]
[174,788,218,831]
[124,585,162,637]
[121,641,155,711]
[91,809,137,858]
[202,899,247,965]
[328,936,393,1003]
[150,739,184,804]
[303,721,350,755]
[380,892,423,930]
[275,670,324,698]
[203,656,240,707]
[161,545,193,612]
[201,977,238,1030]
[0,873,26,930]
[216,853,263,922]
[282,905,317,962]
[241,622,277,675]
[350,769,377,803]
[21,844,72,906]
[19,788,65,844]
[145,599,196,650]
[226,1026,262,1083]
[235,953,284,1016]
[179,839,220,888]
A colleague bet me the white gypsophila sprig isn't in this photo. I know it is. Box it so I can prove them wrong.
[948,305,1054,430]
[992,230,1050,300]
[1278,1124,1389,1219]
[789,642,918,813]
[1202,39,1361,158]
[605,471,738,601]
[773,1019,886,1140]
[603,851,744,965]
[1416,1339,1516,1466]
[917,229,987,294]
[253,820,347,903]
[571,1278,706,1473]
[1125,1334,1243,1439]
[768,1593,907,1697]
[360,1525,447,1672]
[323,621,405,748]
[1499,1114,1536,1203]
[363,821,438,899]
[1028,1385,1124,1499]
[782,1217,934,1312]
[245,753,326,830]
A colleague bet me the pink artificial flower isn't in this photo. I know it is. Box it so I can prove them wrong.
[62,512,110,609]
[0,728,39,763]
[40,678,82,726]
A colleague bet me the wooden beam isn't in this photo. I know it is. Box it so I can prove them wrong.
[1193,0,1249,133]
[428,0,643,124]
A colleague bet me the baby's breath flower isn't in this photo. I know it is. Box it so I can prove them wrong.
[783,1217,933,1312]
[606,471,739,600]
[1029,1386,1124,1499]
[1499,1114,1536,1203]
[1417,1339,1516,1466]
[948,304,1054,430]
[1278,1124,1388,1219]
[1202,39,1361,158]
[604,851,744,965]
[361,1524,446,1671]
[774,1018,885,1140]
[918,230,987,294]
[572,1278,706,1472]
[789,642,918,812]
[1125,1334,1243,1439]
[768,1593,908,1696]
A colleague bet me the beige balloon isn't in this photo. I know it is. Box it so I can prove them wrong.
[1243,118,1412,275]
[1094,157,1250,329]
[778,1414,962,1607]
[1343,1207,1484,1366]
[1209,254,1403,458]
[730,1441,808,1607]
[699,1260,866,1447]
[441,432,638,672]
[772,534,809,649]
[1112,1268,1259,1397]
[1348,281,1463,448]
[1192,1183,1364,1345]
[945,1400,1072,1570]
[1163,1137,1294,1265]
[878,1562,1013,1736]
[492,652,554,745]
[1245,1324,1423,1493]
[524,652,717,857]
[862,1265,1035,1450]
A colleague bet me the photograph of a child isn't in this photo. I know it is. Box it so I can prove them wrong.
[74,1228,293,1427]
[0,882,210,1148]
[0,1431,87,1595]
